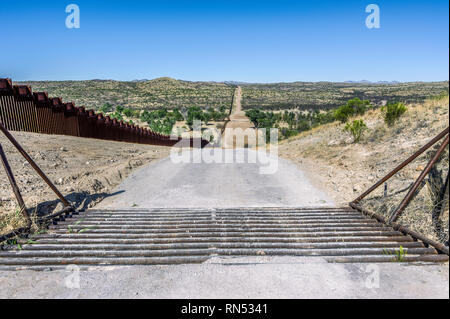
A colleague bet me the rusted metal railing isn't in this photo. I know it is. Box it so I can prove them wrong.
[1,78,204,148]
[351,127,450,255]
[0,121,73,242]
[0,122,70,207]
[352,127,449,204]
[389,134,449,223]
[0,143,32,240]
[349,203,449,255]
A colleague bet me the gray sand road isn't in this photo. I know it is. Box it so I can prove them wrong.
[2,148,448,299]
[97,148,334,209]
[233,86,243,114]
[1,257,448,299]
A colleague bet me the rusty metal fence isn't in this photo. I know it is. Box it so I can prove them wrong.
[350,127,449,256]
[0,78,207,147]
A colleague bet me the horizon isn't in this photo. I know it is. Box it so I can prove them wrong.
[14,77,450,84]
[1,0,449,82]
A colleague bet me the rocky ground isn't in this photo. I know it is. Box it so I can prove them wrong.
[279,95,449,242]
[0,132,170,235]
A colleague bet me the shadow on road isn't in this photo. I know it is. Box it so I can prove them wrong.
[29,190,125,217]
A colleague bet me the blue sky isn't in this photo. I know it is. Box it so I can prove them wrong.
[0,0,448,82]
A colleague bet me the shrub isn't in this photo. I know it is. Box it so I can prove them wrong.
[205,107,228,122]
[296,120,311,132]
[172,108,184,121]
[430,91,449,101]
[334,105,353,123]
[382,102,407,126]
[109,111,123,121]
[316,110,335,125]
[147,117,176,135]
[140,108,183,135]
[186,106,206,129]
[99,102,113,113]
[123,108,134,117]
[334,98,372,123]
[344,120,368,143]
[245,109,279,141]
[245,109,278,129]
[348,97,371,115]
[280,128,298,139]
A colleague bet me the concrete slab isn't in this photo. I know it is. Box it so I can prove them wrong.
[0,257,448,299]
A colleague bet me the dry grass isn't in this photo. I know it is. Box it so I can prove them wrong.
[0,206,46,245]
[360,147,449,244]
[279,94,449,243]
[0,208,27,235]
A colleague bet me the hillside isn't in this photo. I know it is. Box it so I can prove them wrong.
[18,78,235,111]
[241,81,449,110]
[17,78,448,112]
[279,94,449,243]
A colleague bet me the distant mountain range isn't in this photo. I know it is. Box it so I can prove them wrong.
[132,79,404,85]
[344,80,401,84]
[130,78,408,85]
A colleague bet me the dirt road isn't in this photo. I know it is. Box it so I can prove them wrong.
[222,87,259,148]
[233,86,242,114]
[97,148,334,209]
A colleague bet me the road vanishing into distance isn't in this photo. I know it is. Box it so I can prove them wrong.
[97,148,334,209]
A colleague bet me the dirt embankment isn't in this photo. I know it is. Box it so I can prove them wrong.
[279,96,449,206]
[279,95,449,243]
[0,132,170,234]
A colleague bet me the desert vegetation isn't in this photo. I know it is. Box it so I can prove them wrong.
[344,120,368,143]
[19,78,235,112]
[279,93,449,244]
[245,96,407,141]
[19,79,447,113]
[241,81,448,110]
[91,102,229,135]
[382,102,408,126]
[18,78,447,139]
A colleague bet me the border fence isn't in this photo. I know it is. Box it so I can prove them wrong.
[0,78,207,147]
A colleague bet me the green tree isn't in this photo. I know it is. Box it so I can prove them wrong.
[245,109,279,141]
[334,104,353,123]
[334,98,372,123]
[186,106,206,129]
[172,108,184,121]
[347,97,371,115]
